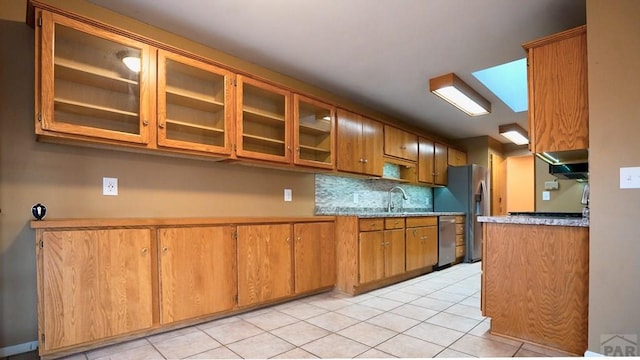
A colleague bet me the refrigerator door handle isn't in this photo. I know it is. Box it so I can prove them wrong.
[475,180,487,215]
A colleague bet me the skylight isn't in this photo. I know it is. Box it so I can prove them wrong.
[472,58,528,112]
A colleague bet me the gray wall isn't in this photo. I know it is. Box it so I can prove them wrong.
[587,0,640,354]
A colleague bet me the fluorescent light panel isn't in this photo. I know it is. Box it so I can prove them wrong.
[499,123,529,145]
[429,73,491,116]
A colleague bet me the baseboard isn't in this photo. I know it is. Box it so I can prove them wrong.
[0,341,38,357]
[585,350,604,357]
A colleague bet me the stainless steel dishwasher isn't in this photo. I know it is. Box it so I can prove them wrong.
[437,216,456,268]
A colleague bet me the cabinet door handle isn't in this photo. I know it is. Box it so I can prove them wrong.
[421,236,427,240]
[142,120,149,126]
[159,122,165,129]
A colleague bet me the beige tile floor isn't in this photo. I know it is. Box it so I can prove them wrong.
[7,262,575,359]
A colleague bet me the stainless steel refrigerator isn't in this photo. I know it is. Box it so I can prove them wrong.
[434,164,490,263]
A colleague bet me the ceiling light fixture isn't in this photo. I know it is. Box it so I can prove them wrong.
[499,123,529,145]
[117,50,141,73]
[429,73,491,116]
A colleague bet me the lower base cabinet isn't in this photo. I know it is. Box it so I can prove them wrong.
[237,224,293,307]
[32,217,334,358]
[38,229,154,352]
[158,226,237,324]
[336,215,439,295]
[294,222,336,294]
[405,225,438,271]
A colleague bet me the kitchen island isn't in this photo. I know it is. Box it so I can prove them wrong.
[478,215,589,355]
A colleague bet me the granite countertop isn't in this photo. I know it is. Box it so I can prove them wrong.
[478,215,589,227]
[315,207,464,217]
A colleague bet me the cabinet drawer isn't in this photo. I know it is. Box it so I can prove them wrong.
[385,217,405,229]
[359,218,384,232]
[455,216,465,224]
[455,245,465,259]
[406,217,437,228]
[456,234,465,246]
[455,223,465,235]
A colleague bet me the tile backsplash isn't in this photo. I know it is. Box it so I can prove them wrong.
[315,174,433,214]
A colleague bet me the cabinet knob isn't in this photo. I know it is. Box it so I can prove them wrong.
[286,237,290,243]
[162,246,168,253]
[297,236,301,242]
[142,120,149,126]
[363,159,368,164]
[159,123,165,129]
[401,145,406,150]
[141,247,148,254]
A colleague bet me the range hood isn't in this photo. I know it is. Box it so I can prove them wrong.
[536,149,589,180]
[549,162,589,180]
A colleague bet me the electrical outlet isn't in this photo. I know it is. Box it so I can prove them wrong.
[103,177,118,196]
[284,188,292,202]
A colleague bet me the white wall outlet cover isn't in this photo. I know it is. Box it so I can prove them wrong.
[620,167,640,189]
[284,188,292,202]
[542,191,550,201]
[103,177,118,196]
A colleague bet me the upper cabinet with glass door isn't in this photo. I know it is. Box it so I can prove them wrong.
[157,50,234,155]
[293,95,335,169]
[236,75,291,163]
[37,10,152,145]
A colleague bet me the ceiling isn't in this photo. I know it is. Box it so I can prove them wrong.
[88,0,586,143]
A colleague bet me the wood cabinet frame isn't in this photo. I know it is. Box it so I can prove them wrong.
[32,217,335,358]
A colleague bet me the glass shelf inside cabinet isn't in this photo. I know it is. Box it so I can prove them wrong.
[53,23,142,135]
[241,83,286,156]
[164,58,226,146]
[298,101,332,163]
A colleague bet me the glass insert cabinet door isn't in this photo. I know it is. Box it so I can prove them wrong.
[38,11,152,144]
[157,50,234,155]
[236,75,291,163]
[293,95,335,169]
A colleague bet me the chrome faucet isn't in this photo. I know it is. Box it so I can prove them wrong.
[387,186,408,212]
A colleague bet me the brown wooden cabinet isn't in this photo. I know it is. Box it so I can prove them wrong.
[237,223,293,307]
[293,95,335,169]
[33,217,334,358]
[37,229,153,352]
[448,147,468,166]
[336,216,441,295]
[384,125,418,161]
[37,10,153,145]
[158,226,237,324]
[523,25,588,153]
[358,226,405,284]
[236,75,292,163]
[336,108,384,176]
[157,50,235,155]
[418,138,448,185]
[405,217,438,271]
[454,216,466,260]
[293,222,336,294]
[482,222,588,355]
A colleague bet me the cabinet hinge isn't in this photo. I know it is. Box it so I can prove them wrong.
[37,16,42,27]
[232,230,238,240]
[234,294,238,303]
[37,113,42,122]
[41,333,45,343]
[38,240,43,249]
